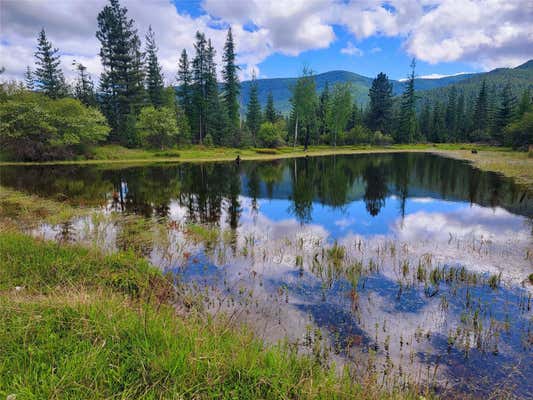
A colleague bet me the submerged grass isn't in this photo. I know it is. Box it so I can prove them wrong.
[0,231,426,399]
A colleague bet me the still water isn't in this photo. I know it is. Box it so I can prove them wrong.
[2,152,532,397]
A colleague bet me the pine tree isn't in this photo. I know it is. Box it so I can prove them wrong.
[177,49,193,127]
[205,39,228,145]
[347,102,362,131]
[73,62,97,106]
[367,72,393,134]
[222,27,240,134]
[191,31,208,143]
[445,86,457,141]
[24,66,34,90]
[431,102,445,142]
[34,28,66,99]
[397,59,417,143]
[456,91,466,141]
[419,100,431,141]
[264,91,277,123]
[473,80,489,133]
[96,0,145,145]
[144,26,164,108]
[494,82,518,143]
[246,73,261,146]
[518,88,531,117]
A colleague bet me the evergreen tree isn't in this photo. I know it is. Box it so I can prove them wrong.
[494,82,518,143]
[222,27,240,134]
[73,62,97,107]
[34,28,66,99]
[456,91,466,141]
[347,102,362,131]
[24,66,34,91]
[431,102,445,142]
[96,0,145,145]
[144,26,164,108]
[205,39,228,145]
[367,72,393,134]
[418,100,431,141]
[518,88,531,116]
[397,59,417,143]
[191,31,208,143]
[472,80,489,133]
[246,73,262,145]
[445,86,457,141]
[177,49,193,127]
[264,91,277,123]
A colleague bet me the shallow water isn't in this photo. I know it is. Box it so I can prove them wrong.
[2,152,532,397]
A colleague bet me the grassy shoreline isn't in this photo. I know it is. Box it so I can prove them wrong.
[2,143,531,187]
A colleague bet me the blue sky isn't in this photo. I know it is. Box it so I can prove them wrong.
[1,0,531,82]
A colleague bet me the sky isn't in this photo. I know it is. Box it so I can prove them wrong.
[1,0,532,84]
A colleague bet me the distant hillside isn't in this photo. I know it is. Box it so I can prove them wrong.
[238,60,532,113]
[416,60,533,106]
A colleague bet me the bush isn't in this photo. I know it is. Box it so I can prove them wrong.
[504,110,533,149]
[346,125,372,144]
[136,106,180,149]
[257,120,286,148]
[0,91,109,161]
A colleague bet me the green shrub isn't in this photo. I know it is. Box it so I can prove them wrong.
[136,106,180,149]
[0,91,109,161]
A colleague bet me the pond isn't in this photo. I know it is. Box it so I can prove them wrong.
[1,152,532,398]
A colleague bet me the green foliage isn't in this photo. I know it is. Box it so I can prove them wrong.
[246,74,262,143]
[144,26,165,108]
[0,91,109,161]
[222,27,240,133]
[504,108,533,149]
[397,59,417,143]
[257,120,286,148]
[73,62,97,107]
[34,29,67,99]
[291,67,318,149]
[327,83,352,146]
[367,72,393,134]
[96,0,145,145]
[177,49,193,129]
[264,91,277,123]
[136,106,180,149]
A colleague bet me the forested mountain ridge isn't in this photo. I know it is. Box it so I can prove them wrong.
[239,60,533,112]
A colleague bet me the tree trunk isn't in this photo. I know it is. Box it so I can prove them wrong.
[293,114,298,148]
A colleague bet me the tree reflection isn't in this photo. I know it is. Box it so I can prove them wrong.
[363,163,388,217]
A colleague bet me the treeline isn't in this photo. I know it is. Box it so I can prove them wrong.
[1,0,531,161]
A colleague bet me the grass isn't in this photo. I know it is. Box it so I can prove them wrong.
[0,231,426,400]
[0,186,86,227]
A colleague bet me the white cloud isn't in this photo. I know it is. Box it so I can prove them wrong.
[341,41,363,56]
[370,47,382,53]
[1,0,531,83]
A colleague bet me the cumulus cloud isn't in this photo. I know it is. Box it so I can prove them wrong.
[341,41,364,56]
[1,0,531,82]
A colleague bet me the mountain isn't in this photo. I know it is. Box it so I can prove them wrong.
[415,60,533,106]
[238,60,533,113]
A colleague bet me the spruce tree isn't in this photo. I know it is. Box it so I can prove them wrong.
[518,88,531,116]
[456,91,466,141]
[397,59,417,143]
[445,86,457,141]
[473,80,489,133]
[191,31,208,143]
[494,82,518,143]
[24,66,34,90]
[144,26,164,108]
[264,91,277,123]
[96,0,145,145]
[222,27,240,135]
[34,28,66,99]
[367,72,393,134]
[419,101,431,141]
[204,39,228,145]
[177,49,193,127]
[246,73,261,146]
[73,62,97,107]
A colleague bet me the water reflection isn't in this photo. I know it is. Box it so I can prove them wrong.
[2,152,532,397]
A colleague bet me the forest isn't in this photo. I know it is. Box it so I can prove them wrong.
[0,0,531,161]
